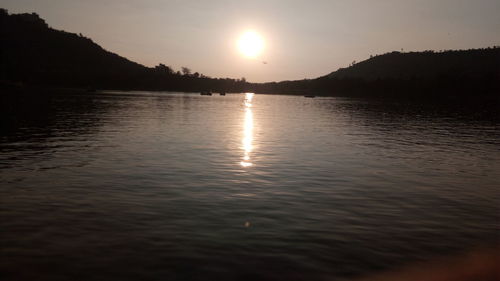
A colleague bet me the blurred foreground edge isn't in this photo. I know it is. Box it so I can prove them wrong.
[352,244,499,281]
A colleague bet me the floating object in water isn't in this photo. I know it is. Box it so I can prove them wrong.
[304,95,316,98]
[220,92,226,96]
[200,91,212,96]
[244,221,251,228]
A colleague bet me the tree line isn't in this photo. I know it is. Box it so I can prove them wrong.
[1,9,498,99]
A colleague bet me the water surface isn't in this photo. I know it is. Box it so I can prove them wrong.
[1,91,499,281]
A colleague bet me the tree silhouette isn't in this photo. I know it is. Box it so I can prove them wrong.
[181,67,191,76]
[155,64,173,75]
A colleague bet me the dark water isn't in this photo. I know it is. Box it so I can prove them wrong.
[1,91,499,281]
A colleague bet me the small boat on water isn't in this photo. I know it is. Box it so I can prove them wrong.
[219,92,226,96]
[304,95,316,98]
[200,91,212,96]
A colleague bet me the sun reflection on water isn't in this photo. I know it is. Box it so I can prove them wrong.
[240,93,254,167]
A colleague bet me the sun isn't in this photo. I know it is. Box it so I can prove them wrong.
[238,30,264,58]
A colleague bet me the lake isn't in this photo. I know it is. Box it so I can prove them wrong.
[1,91,499,281]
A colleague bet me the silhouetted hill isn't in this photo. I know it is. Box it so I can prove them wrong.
[325,49,499,81]
[0,9,249,92]
[0,10,148,88]
[2,9,499,99]
[251,48,500,98]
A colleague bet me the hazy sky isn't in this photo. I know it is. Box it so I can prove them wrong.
[2,0,500,82]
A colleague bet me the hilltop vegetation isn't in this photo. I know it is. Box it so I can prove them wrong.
[1,9,499,98]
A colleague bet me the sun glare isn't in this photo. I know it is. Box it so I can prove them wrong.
[238,31,264,58]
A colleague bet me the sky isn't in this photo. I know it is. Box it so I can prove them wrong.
[2,0,500,82]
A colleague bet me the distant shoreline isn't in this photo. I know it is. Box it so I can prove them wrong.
[2,81,499,107]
